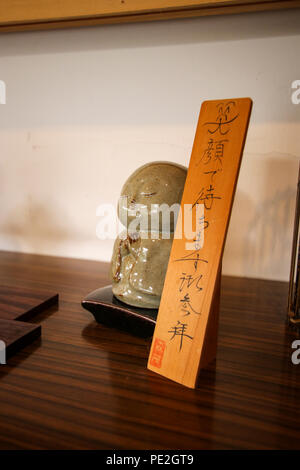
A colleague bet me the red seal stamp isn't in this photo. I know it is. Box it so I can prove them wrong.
[150,338,166,368]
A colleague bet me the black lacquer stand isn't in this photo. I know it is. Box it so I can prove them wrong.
[82,285,158,337]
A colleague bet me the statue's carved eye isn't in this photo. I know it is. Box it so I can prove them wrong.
[140,192,157,197]
[122,195,136,204]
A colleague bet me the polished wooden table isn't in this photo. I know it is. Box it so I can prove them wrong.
[0,250,299,450]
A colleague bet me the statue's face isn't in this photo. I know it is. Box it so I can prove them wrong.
[118,162,187,233]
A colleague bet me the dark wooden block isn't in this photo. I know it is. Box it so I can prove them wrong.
[0,285,58,321]
[0,318,41,360]
[0,285,58,359]
[82,285,157,337]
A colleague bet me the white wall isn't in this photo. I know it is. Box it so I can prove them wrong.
[0,9,299,281]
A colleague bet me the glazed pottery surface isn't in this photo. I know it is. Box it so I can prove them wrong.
[110,161,187,308]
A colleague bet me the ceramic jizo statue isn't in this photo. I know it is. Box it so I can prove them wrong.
[110,162,187,309]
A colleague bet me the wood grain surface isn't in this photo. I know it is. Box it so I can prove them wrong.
[0,250,299,449]
[0,0,299,33]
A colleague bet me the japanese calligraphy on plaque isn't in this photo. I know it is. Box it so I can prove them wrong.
[148,98,252,388]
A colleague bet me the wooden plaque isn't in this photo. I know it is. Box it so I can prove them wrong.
[147,98,252,388]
